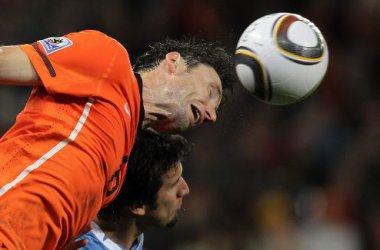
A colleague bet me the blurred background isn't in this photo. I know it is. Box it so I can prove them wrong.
[1,0,379,249]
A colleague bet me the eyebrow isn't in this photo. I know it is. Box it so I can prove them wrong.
[211,83,222,100]
[172,165,183,187]
[216,86,222,100]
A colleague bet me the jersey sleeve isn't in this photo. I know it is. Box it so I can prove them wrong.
[20,30,131,98]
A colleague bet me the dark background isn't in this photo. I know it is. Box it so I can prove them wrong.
[1,0,379,249]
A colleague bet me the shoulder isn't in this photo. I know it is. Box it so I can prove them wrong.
[61,30,132,78]
[77,231,109,250]
[65,30,114,40]
[64,30,126,51]
[35,29,128,59]
[78,224,126,250]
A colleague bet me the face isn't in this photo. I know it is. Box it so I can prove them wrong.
[148,60,223,132]
[144,162,190,228]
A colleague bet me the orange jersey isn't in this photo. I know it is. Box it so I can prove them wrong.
[0,30,143,249]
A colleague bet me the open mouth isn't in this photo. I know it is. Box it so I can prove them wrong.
[191,104,201,124]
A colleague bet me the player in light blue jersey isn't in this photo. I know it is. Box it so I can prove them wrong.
[75,129,192,250]
[75,222,143,250]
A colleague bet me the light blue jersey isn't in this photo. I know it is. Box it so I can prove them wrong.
[77,222,144,250]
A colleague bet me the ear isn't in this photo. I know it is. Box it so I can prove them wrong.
[165,52,181,74]
[129,205,146,216]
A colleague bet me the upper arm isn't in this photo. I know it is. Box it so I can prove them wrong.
[0,46,40,85]
[18,30,132,98]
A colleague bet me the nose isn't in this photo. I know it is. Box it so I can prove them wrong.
[204,105,217,122]
[178,178,190,197]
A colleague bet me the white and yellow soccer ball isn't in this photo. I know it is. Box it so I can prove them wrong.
[234,13,329,105]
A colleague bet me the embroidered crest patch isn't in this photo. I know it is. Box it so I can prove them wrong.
[39,37,73,55]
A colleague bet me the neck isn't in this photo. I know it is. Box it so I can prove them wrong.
[97,217,142,249]
[139,69,174,130]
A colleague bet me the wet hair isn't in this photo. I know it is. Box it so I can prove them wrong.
[98,129,192,221]
[134,37,236,107]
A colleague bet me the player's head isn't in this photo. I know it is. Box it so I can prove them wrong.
[98,129,191,228]
[135,37,236,132]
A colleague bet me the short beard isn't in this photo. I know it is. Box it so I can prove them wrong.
[165,214,179,228]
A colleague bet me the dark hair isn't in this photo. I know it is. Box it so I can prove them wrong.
[134,37,236,106]
[98,129,192,221]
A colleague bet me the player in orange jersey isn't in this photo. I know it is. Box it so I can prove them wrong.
[0,30,234,249]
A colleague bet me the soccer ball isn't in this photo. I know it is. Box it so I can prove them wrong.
[234,13,329,105]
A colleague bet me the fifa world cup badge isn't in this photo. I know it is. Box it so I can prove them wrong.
[39,37,73,55]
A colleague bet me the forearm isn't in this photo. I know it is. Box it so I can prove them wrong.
[0,46,40,85]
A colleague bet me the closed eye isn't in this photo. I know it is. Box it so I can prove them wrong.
[191,104,201,122]
[216,106,221,114]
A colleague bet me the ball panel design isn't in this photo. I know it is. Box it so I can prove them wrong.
[272,14,326,64]
[235,64,255,92]
[287,21,318,47]
[235,48,272,102]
